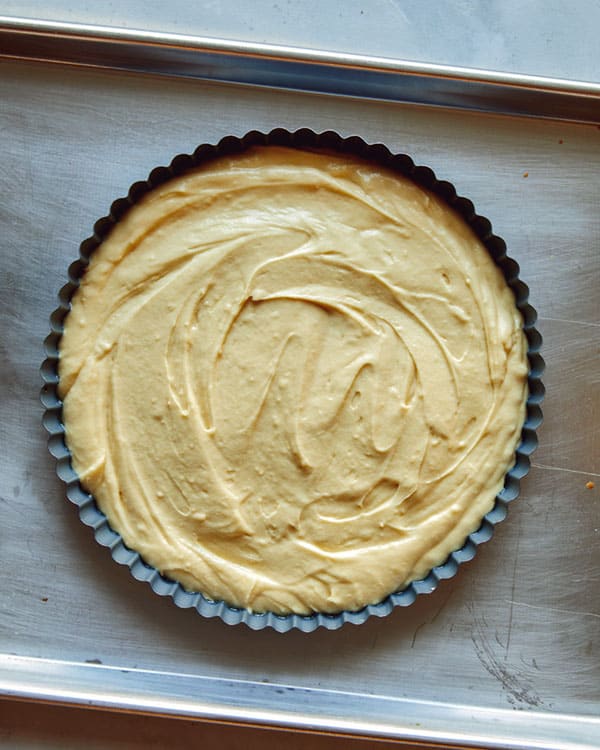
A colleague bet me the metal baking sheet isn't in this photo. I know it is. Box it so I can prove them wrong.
[1,19,599,750]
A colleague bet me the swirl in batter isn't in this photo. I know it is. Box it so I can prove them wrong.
[59,146,528,614]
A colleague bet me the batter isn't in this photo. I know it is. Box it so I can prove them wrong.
[59,147,528,614]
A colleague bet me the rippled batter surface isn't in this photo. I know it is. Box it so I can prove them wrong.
[59,146,528,614]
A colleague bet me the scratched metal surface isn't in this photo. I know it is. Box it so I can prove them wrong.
[0,57,599,739]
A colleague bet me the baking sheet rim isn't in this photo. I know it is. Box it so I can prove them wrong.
[2,654,599,750]
[1,15,600,124]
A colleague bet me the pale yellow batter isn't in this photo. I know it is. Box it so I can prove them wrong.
[59,146,528,614]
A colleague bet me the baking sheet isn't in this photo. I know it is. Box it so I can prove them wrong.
[0,32,599,750]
